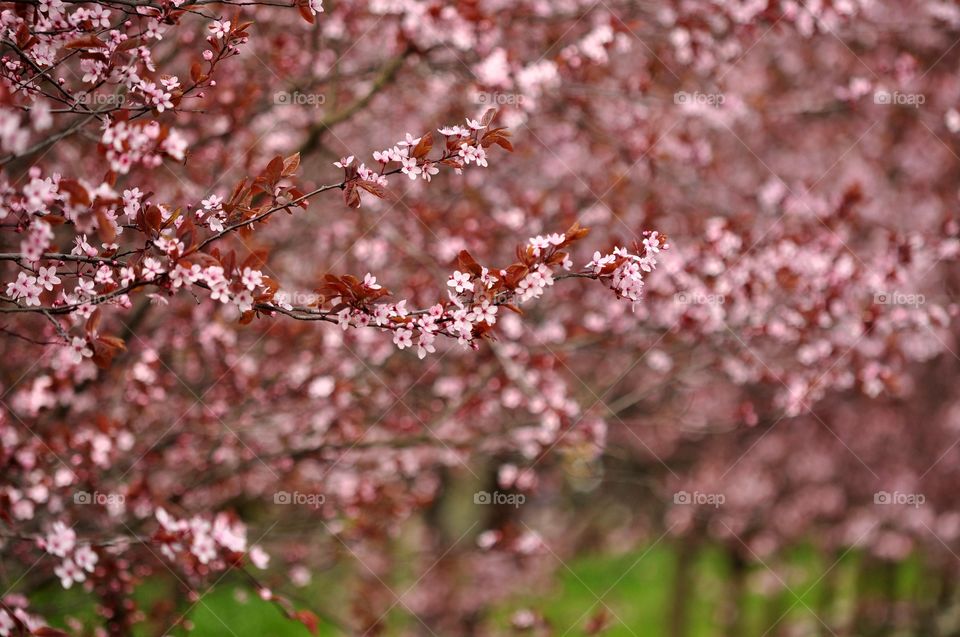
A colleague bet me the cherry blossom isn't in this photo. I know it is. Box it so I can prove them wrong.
[1,0,958,634]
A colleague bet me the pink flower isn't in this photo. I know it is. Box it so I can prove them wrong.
[68,337,93,364]
[249,545,270,569]
[397,133,421,148]
[141,257,165,281]
[447,270,474,294]
[44,522,76,557]
[458,143,488,167]
[234,290,254,313]
[201,194,223,211]
[208,20,231,39]
[480,267,498,288]
[54,558,85,588]
[6,272,42,306]
[74,545,98,572]
[87,4,110,27]
[643,231,661,254]
[0,609,14,635]
[417,332,436,359]
[337,308,352,330]
[438,125,468,137]
[363,273,382,290]
[470,301,498,326]
[241,268,263,290]
[421,162,439,182]
[400,157,421,180]
[191,534,217,564]
[94,265,115,285]
[393,328,413,350]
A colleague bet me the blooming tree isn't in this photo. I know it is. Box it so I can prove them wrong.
[0,0,959,634]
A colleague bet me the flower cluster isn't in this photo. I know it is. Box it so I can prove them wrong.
[6,0,957,634]
[101,119,187,174]
[275,223,666,356]
[586,231,669,309]
[154,508,268,573]
[41,522,99,589]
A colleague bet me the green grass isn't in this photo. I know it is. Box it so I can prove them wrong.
[188,587,315,636]
[29,542,927,636]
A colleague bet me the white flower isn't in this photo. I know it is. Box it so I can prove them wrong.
[447,270,474,294]
[208,20,230,39]
[393,328,413,350]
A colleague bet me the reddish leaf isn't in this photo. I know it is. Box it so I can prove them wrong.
[411,132,433,159]
[64,35,107,49]
[91,336,125,369]
[137,205,162,236]
[116,37,141,52]
[241,250,269,270]
[480,107,498,127]
[343,183,361,209]
[294,609,320,635]
[96,209,116,243]
[16,23,34,49]
[99,335,126,351]
[564,221,590,242]
[504,264,529,288]
[177,218,197,251]
[298,1,316,24]
[457,250,483,277]
[489,136,513,152]
[481,128,513,151]
[259,276,280,297]
[260,155,284,186]
[85,309,101,337]
[356,180,387,200]
[282,152,301,177]
[222,250,237,277]
[287,188,309,208]
[228,178,250,206]
[59,179,91,207]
